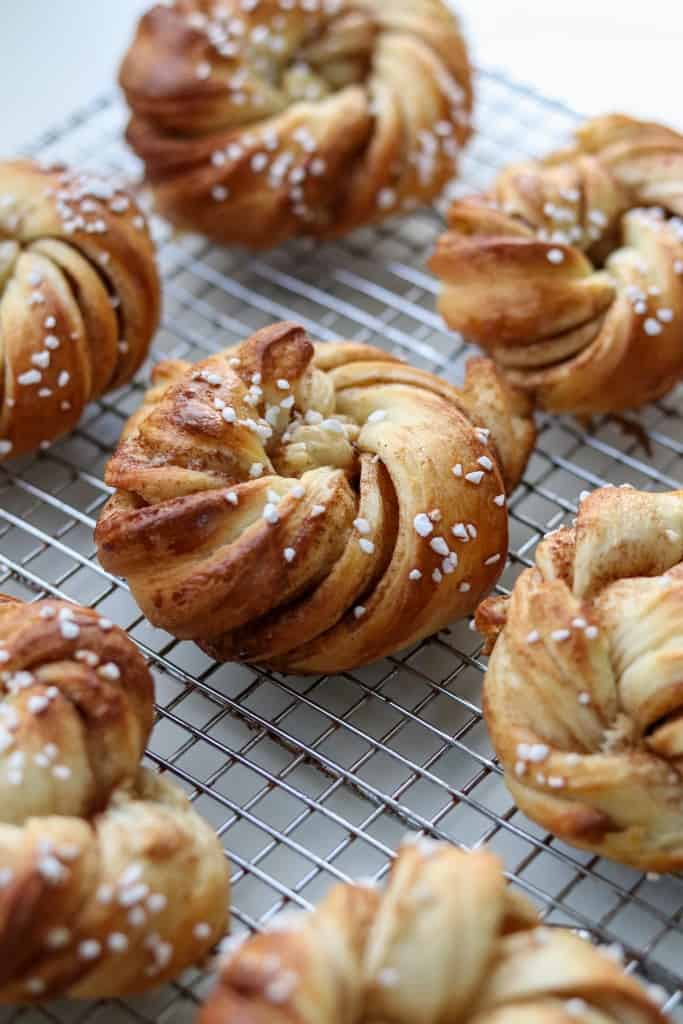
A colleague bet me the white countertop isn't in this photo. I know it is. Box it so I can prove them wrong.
[2,0,681,155]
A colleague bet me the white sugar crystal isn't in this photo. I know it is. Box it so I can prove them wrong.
[377,967,399,987]
[108,932,129,953]
[414,513,433,537]
[97,884,114,903]
[442,554,458,574]
[97,662,120,680]
[430,537,450,557]
[32,351,50,370]
[78,939,101,960]
[59,620,80,640]
[18,369,42,386]
[377,188,396,210]
[263,503,280,524]
[147,892,167,913]
[28,695,49,715]
[551,628,571,642]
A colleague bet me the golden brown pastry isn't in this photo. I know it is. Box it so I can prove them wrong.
[430,114,683,415]
[0,595,229,1002]
[0,159,160,461]
[119,0,473,247]
[95,321,534,674]
[199,838,667,1024]
[477,485,683,872]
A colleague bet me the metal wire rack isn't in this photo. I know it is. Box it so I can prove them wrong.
[4,67,683,1023]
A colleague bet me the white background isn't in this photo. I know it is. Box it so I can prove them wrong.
[1,0,681,155]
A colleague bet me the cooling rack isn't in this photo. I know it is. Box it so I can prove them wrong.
[4,67,683,1023]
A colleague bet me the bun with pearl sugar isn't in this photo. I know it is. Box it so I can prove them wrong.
[95,321,534,674]
[0,160,160,461]
[118,0,472,247]
[430,114,683,415]
[199,837,667,1024]
[0,595,229,1002]
[477,485,683,871]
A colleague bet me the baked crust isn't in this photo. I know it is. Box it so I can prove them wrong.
[119,0,473,246]
[0,159,160,460]
[95,321,535,673]
[431,114,683,415]
[0,595,229,1001]
[199,839,666,1024]
[478,485,683,870]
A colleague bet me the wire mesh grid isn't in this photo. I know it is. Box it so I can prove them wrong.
[3,68,683,1023]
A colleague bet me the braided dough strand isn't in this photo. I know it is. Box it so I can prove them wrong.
[199,841,666,1024]
[478,485,683,870]
[0,160,160,459]
[0,596,229,1002]
[119,0,472,246]
[431,115,683,414]
[96,322,535,673]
